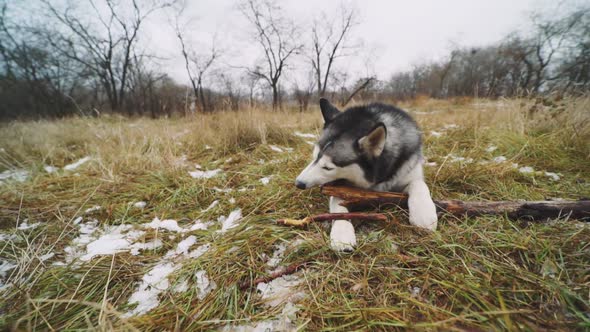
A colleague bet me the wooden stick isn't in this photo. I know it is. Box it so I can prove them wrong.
[277,212,389,227]
[321,185,590,221]
[239,262,309,290]
[322,185,408,210]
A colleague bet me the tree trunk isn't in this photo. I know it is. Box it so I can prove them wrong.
[342,77,375,106]
[271,83,279,110]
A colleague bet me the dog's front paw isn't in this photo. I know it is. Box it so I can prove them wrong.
[330,220,356,252]
[409,199,438,231]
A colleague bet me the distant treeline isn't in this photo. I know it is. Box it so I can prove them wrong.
[0,1,588,120]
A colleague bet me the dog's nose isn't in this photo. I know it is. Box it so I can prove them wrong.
[295,180,306,189]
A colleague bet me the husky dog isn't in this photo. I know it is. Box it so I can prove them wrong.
[295,98,438,252]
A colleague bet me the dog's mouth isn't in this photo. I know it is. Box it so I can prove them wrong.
[322,179,352,187]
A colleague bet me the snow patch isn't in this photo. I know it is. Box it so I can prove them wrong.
[133,201,147,209]
[446,154,473,164]
[123,262,180,317]
[0,169,29,183]
[124,235,214,316]
[430,131,442,138]
[62,221,160,262]
[130,239,163,256]
[0,260,16,291]
[195,269,217,300]
[544,171,560,181]
[217,209,242,233]
[66,225,95,260]
[0,260,16,279]
[0,233,17,242]
[84,205,102,214]
[256,273,305,307]
[164,236,197,259]
[519,166,534,174]
[189,243,211,259]
[39,252,55,262]
[443,124,459,130]
[79,225,143,261]
[517,167,561,181]
[212,187,233,193]
[201,200,219,213]
[189,168,222,179]
[493,156,507,163]
[219,303,300,332]
[486,145,498,152]
[143,218,184,232]
[64,157,91,171]
[267,243,287,268]
[259,177,271,185]
[269,145,283,152]
[188,220,213,231]
[44,165,59,173]
[17,221,41,230]
[173,279,189,293]
[294,131,316,139]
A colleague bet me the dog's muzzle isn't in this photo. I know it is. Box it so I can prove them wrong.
[294,180,306,189]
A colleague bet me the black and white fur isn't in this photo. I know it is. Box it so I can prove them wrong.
[295,98,437,252]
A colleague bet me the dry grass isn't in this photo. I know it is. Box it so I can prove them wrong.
[0,98,589,331]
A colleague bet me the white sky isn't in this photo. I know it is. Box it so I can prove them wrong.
[142,0,568,86]
[23,0,580,86]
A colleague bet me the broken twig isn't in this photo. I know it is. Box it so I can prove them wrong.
[239,262,309,290]
[277,212,389,227]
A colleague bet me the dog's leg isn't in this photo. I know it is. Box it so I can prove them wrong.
[329,196,356,252]
[405,180,438,231]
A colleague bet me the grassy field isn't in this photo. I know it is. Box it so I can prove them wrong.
[0,97,589,331]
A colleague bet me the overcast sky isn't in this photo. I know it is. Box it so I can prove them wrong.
[42,0,580,86]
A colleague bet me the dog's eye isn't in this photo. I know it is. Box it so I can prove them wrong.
[322,166,334,171]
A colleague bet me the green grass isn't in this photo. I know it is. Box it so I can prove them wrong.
[0,98,589,331]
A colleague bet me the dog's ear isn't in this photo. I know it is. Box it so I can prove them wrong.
[358,123,387,158]
[319,98,340,123]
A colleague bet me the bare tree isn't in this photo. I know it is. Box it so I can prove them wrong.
[0,3,84,119]
[244,72,261,108]
[240,0,302,110]
[291,70,316,111]
[343,76,375,106]
[310,4,357,97]
[174,5,220,113]
[217,71,242,111]
[511,8,588,94]
[176,31,219,112]
[126,54,169,117]
[436,50,458,98]
[544,7,590,93]
[40,0,173,113]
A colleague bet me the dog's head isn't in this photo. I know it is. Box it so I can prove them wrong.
[295,98,386,189]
